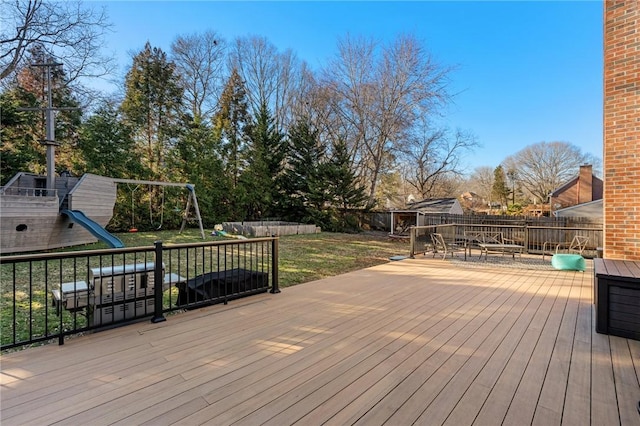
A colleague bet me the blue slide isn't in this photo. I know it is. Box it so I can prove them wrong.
[61,210,124,248]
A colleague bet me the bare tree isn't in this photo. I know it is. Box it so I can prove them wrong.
[502,141,598,204]
[467,166,495,206]
[399,122,478,199]
[170,30,226,121]
[323,33,454,207]
[1,0,113,83]
[228,35,304,132]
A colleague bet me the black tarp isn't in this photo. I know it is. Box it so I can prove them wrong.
[177,268,269,306]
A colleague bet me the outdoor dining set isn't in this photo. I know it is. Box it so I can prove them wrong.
[429,231,589,265]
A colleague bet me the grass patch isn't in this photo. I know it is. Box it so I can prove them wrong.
[275,232,409,287]
[61,230,410,287]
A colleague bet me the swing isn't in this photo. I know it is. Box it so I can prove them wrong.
[148,185,165,231]
[128,184,168,232]
[112,178,205,239]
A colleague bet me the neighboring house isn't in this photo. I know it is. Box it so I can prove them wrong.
[460,191,480,202]
[390,198,463,235]
[459,191,484,213]
[549,164,603,213]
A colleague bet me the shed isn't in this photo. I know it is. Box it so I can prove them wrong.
[407,198,464,215]
[389,198,463,235]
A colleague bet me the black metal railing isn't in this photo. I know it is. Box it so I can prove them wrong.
[0,237,279,351]
[409,223,602,259]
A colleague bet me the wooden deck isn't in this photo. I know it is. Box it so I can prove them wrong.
[2,257,639,425]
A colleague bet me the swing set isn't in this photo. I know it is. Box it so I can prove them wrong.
[112,178,205,238]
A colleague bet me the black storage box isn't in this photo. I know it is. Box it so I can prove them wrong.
[595,259,640,340]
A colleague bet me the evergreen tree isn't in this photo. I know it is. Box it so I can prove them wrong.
[76,101,142,179]
[492,165,510,209]
[121,42,184,181]
[238,142,270,220]
[0,47,82,180]
[282,121,366,231]
[281,117,326,222]
[0,88,42,183]
[324,140,368,231]
[213,68,250,190]
[120,42,184,229]
[171,116,231,226]
[239,102,284,220]
[75,103,150,232]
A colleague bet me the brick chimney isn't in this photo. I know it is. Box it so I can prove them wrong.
[578,164,593,204]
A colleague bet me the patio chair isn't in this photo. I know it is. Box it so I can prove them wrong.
[555,235,589,256]
[431,233,464,259]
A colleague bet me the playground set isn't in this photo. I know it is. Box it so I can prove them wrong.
[0,63,204,255]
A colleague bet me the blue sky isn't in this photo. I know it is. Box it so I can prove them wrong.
[95,1,603,172]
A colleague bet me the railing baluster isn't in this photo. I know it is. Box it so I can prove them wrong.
[151,241,165,323]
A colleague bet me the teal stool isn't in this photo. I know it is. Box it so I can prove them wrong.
[551,254,586,271]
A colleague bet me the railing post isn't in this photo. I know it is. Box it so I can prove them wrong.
[410,227,416,258]
[270,236,280,294]
[151,241,166,323]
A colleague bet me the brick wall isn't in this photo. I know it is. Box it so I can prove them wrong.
[603,1,640,260]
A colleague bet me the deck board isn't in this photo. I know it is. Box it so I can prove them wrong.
[2,257,639,425]
[591,308,623,425]
[473,270,564,425]
[390,273,533,425]
[416,272,542,425]
[440,270,549,426]
[560,272,593,425]
[532,272,582,425]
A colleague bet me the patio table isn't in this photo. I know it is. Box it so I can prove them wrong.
[478,243,523,261]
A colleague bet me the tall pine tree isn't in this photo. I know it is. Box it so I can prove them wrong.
[324,140,368,231]
[121,42,183,181]
[240,102,285,220]
[120,42,184,229]
[0,88,42,183]
[281,117,326,222]
[171,116,230,226]
[213,68,250,190]
[492,165,510,210]
[77,101,141,178]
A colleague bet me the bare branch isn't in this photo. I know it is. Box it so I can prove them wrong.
[399,123,478,199]
[502,141,594,203]
[171,30,227,120]
[1,0,114,83]
[322,33,455,206]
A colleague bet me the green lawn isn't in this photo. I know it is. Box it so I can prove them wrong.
[77,229,411,287]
